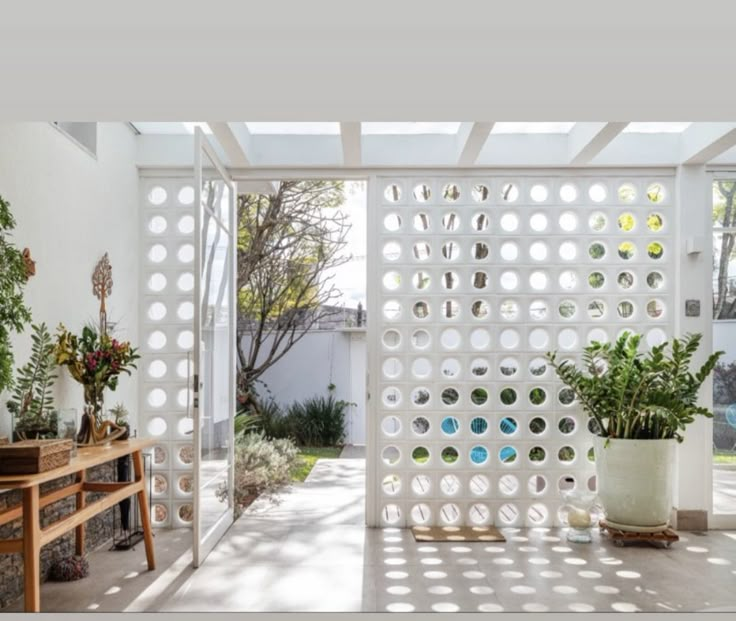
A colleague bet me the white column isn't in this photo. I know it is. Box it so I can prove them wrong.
[674,164,713,516]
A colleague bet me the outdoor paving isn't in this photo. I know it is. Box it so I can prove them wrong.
[8,447,736,612]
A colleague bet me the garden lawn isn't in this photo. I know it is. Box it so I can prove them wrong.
[713,450,736,465]
[293,446,342,482]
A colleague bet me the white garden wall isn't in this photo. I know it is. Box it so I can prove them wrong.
[0,122,139,439]
[241,329,367,445]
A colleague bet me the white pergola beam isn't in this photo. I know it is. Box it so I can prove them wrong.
[568,122,629,165]
[340,122,362,166]
[206,122,254,167]
[681,122,736,164]
[456,122,494,165]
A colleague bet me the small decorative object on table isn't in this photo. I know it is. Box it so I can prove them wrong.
[56,408,79,457]
[53,324,140,445]
[109,403,130,441]
[559,489,602,543]
[0,439,73,474]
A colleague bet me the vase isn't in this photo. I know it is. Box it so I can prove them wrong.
[560,489,602,543]
[593,436,676,532]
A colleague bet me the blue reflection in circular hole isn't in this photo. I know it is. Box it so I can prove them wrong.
[470,445,488,464]
[499,417,518,435]
[470,417,488,435]
[499,445,518,463]
[441,416,460,435]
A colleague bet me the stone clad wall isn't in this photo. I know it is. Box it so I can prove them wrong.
[0,462,116,609]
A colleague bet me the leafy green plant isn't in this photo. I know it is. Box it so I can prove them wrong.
[0,195,33,394]
[218,430,300,517]
[7,322,57,438]
[234,411,260,436]
[109,403,129,426]
[546,331,723,443]
[284,393,350,447]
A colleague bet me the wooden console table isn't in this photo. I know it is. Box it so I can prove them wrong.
[0,438,156,612]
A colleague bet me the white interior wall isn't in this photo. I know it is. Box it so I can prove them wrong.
[0,122,139,439]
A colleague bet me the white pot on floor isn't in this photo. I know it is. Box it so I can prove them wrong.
[593,436,676,532]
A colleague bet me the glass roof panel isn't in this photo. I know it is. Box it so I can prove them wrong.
[623,122,692,133]
[245,122,340,134]
[492,122,575,134]
[362,122,462,134]
[131,122,211,134]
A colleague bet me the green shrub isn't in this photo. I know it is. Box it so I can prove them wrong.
[284,394,349,447]
[219,430,300,517]
[256,389,350,447]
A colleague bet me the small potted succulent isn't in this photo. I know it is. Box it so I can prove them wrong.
[547,331,722,532]
[109,403,130,440]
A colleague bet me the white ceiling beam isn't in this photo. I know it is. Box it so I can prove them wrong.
[568,122,629,165]
[206,122,254,167]
[681,122,736,164]
[340,122,362,166]
[456,122,495,165]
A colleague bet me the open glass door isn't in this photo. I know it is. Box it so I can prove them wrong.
[193,128,236,566]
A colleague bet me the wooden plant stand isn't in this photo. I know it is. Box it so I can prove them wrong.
[0,439,156,612]
[599,519,679,548]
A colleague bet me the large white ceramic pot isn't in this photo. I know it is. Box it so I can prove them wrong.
[593,436,676,532]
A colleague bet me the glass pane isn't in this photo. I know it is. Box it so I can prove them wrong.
[198,149,234,541]
[712,179,736,517]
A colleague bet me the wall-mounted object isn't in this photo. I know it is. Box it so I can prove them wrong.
[686,236,704,256]
[92,252,113,336]
[685,299,701,317]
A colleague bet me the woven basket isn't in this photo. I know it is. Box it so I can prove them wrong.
[0,439,73,474]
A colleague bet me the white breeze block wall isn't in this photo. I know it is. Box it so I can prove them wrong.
[368,174,675,528]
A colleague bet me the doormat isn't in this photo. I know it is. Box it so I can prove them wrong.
[411,525,506,542]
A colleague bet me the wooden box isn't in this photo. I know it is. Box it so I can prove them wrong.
[0,439,73,474]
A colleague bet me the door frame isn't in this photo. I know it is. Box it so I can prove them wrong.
[192,128,237,566]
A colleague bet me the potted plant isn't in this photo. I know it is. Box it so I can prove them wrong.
[6,323,58,440]
[108,403,130,440]
[53,324,140,445]
[547,331,722,532]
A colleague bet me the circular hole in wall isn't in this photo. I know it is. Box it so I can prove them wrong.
[471,328,491,350]
[177,418,193,435]
[500,212,519,232]
[411,474,432,496]
[440,474,461,496]
[471,212,489,231]
[177,215,195,234]
[471,358,489,377]
[499,357,519,377]
[647,183,666,203]
[177,302,194,321]
[560,183,578,202]
[559,212,578,232]
[559,241,577,261]
[148,244,167,263]
[499,474,519,494]
[558,417,576,434]
[177,273,194,292]
[383,241,402,262]
[147,388,167,408]
[153,474,168,495]
[148,273,167,293]
[530,184,548,202]
[472,241,489,260]
[413,213,430,231]
[382,329,401,349]
[470,474,490,495]
[472,184,490,202]
[147,302,167,321]
[529,417,547,435]
[529,446,547,463]
[618,183,637,203]
[647,271,664,289]
[382,446,401,466]
[178,185,194,205]
[148,216,168,234]
[147,417,167,436]
[381,416,402,436]
[442,212,460,231]
[413,184,432,202]
[384,184,402,202]
[147,330,167,350]
[148,360,167,379]
[530,212,548,232]
[441,446,459,464]
[177,330,194,349]
[412,416,431,435]
[178,474,193,494]
[441,388,460,406]
[413,301,430,319]
[382,474,401,495]
[177,243,194,263]
[384,213,402,232]
[148,186,168,205]
[588,183,607,202]
[152,504,168,524]
[501,183,519,202]
[178,445,193,465]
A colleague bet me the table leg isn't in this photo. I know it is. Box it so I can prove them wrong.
[22,485,41,612]
[132,449,156,570]
[75,469,86,556]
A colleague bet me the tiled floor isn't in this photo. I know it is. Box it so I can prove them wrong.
[7,450,736,613]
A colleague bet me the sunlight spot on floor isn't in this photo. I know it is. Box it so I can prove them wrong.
[386,602,415,612]
[707,557,732,566]
[540,570,563,579]
[385,571,408,580]
[595,585,620,594]
[612,602,640,612]
[424,570,448,580]
[686,546,708,553]
[432,602,460,612]
[470,585,494,595]
[87,604,100,610]
[104,586,121,595]
[569,603,595,611]
[578,570,602,579]
[501,570,524,579]
[123,571,140,579]
[564,557,587,565]
[553,585,578,595]
[528,556,550,565]
[511,585,536,595]
[492,557,514,565]
[616,570,641,579]
[479,603,504,612]
[523,602,549,612]
[386,585,411,596]
[462,570,486,580]
[428,585,453,595]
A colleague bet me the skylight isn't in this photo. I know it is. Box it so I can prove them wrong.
[131,122,212,134]
[623,122,692,133]
[245,122,340,134]
[492,122,576,134]
[362,122,462,135]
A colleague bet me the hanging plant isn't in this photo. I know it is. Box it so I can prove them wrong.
[0,194,33,394]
